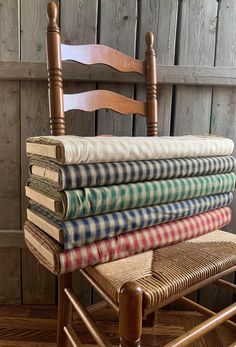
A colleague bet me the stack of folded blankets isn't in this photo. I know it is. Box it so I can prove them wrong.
[24,135,236,275]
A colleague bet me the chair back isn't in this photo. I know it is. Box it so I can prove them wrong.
[46,2,158,137]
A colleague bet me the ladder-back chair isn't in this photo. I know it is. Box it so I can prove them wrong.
[27,2,236,346]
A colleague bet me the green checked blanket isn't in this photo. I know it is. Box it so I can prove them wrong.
[28,172,236,219]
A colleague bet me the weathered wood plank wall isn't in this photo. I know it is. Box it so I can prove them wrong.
[0,0,235,309]
[0,0,21,305]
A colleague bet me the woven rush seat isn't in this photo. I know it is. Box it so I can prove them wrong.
[24,221,236,309]
[86,230,236,308]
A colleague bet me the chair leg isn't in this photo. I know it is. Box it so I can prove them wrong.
[57,272,73,347]
[119,281,143,347]
[144,311,156,327]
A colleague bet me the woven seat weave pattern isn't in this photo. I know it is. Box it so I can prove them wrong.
[85,230,236,308]
[24,221,236,309]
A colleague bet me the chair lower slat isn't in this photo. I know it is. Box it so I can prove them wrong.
[215,279,236,293]
[72,301,109,321]
[165,302,236,347]
[64,325,83,347]
[65,288,112,347]
[80,269,119,314]
[179,296,236,331]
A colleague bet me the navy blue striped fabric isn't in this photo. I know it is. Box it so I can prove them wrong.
[30,192,233,250]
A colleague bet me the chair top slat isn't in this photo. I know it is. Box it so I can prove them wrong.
[64,90,146,117]
[61,44,144,75]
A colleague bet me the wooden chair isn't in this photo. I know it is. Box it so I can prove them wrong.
[27,2,236,346]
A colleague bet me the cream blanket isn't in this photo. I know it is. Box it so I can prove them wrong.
[27,135,234,165]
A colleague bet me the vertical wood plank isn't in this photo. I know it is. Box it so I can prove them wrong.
[96,0,137,136]
[21,0,56,304]
[60,0,98,306]
[173,0,218,135]
[0,0,21,304]
[0,248,21,304]
[201,0,236,310]
[134,0,178,136]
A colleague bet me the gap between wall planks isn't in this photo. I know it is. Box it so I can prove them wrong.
[60,0,98,307]
[0,0,236,309]
[0,0,21,305]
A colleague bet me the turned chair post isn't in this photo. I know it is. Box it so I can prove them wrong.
[119,282,143,347]
[47,1,65,136]
[47,3,72,347]
[145,32,158,136]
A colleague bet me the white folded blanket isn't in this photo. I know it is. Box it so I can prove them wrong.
[26,135,234,165]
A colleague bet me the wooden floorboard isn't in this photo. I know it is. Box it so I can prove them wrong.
[0,305,235,346]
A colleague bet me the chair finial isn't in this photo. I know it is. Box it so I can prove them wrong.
[47,2,59,33]
[47,2,58,23]
[145,32,154,48]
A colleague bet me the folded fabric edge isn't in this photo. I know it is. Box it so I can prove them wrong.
[26,137,66,164]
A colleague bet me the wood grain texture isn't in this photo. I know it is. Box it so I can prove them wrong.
[134,0,178,136]
[0,230,25,248]
[173,0,218,136]
[0,82,20,229]
[0,249,21,304]
[208,0,236,310]
[96,0,137,136]
[20,0,56,304]
[0,0,21,305]
[60,0,98,306]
